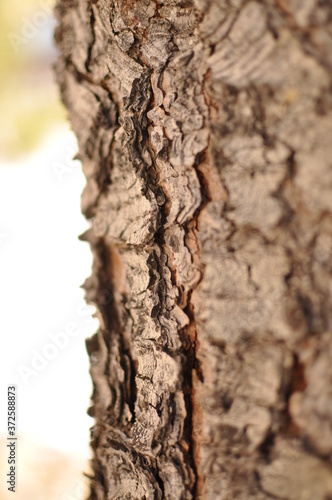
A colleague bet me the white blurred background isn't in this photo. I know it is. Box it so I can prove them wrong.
[0,1,97,498]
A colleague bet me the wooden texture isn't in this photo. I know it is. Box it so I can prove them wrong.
[55,0,332,498]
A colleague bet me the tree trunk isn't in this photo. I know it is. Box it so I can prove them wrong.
[55,0,332,498]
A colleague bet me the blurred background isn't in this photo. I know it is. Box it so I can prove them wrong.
[0,0,97,498]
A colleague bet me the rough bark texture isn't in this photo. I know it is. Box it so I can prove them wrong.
[55,1,332,498]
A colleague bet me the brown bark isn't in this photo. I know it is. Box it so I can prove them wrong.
[55,0,332,498]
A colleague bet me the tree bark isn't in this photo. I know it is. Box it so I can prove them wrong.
[55,0,332,498]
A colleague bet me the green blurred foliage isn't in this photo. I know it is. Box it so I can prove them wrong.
[0,0,66,159]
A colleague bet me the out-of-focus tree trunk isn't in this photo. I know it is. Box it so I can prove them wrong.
[55,0,332,498]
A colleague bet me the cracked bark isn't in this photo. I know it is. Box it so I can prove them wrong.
[55,0,332,498]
